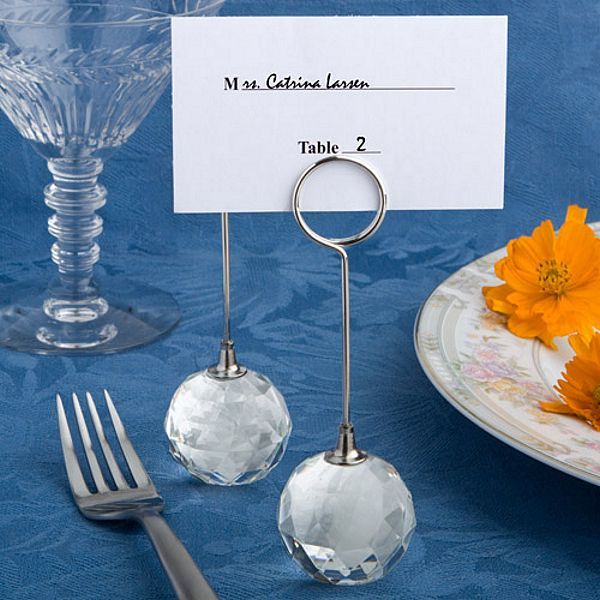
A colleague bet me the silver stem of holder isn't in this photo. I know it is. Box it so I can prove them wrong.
[222,211,231,343]
[326,247,368,466]
[208,212,247,380]
[292,155,387,466]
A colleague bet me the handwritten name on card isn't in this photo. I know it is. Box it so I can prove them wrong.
[172,16,507,213]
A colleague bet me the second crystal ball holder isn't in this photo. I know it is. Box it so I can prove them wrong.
[277,155,416,586]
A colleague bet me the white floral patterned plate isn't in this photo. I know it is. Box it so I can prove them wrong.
[414,229,600,487]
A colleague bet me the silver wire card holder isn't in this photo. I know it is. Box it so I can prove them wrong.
[293,155,386,465]
[278,155,416,586]
[165,212,292,486]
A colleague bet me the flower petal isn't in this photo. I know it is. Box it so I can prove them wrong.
[539,401,576,415]
[482,283,515,315]
[565,204,587,224]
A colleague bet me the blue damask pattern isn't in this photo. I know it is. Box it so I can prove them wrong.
[2,1,600,598]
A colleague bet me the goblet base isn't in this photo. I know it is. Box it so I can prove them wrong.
[0,276,180,354]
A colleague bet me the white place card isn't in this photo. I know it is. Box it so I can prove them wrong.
[172,16,507,213]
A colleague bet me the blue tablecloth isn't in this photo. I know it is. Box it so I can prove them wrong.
[2,1,600,598]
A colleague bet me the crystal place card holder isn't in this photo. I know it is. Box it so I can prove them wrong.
[165,212,292,486]
[278,156,416,585]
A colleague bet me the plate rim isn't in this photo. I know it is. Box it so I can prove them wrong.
[413,256,600,488]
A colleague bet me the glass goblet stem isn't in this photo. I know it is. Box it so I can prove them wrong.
[43,157,108,325]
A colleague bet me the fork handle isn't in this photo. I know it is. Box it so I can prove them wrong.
[137,511,219,600]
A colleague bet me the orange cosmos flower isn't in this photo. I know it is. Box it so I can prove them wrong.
[540,333,600,430]
[482,205,600,350]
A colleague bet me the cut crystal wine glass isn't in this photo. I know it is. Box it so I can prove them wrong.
[0,0,223,353]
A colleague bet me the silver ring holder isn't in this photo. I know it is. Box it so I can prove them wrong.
[293,155,387,465]
[278,155,416,586]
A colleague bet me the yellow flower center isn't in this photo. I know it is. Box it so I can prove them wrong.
[593,385,600,405]
[538,259,571,295]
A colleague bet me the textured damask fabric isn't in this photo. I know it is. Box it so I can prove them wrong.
[1,0,600,598]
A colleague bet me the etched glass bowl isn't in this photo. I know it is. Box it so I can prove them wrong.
[0,0,223,353]
[278,452,416,585]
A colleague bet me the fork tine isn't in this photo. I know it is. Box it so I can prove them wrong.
[72,392,110,494]
[103,390,151,488]
[85,392,129,490]
[56,394,90,499]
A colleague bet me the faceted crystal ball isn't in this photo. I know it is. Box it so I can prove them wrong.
[165,369,291,485]
[278,452,416,585]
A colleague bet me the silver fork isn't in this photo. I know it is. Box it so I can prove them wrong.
[56,390,219,600]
